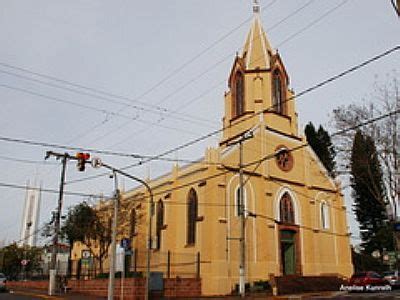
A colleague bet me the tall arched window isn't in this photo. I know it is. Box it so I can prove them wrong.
[129,208,137,238]
[156,200,164,249]
[187,188,198,245]
[320,202,330,229]
[234,71,245,117]
[272,69,284,114]
[280,192,295,224]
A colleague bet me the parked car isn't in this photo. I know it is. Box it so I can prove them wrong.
[348,271,389,286]
[382,270,400,287]
[0,273,6,285]
[0,273,6,292]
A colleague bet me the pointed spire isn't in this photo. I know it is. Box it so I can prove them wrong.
[242,1,272,70]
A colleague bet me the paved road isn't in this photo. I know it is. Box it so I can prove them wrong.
[1,289,400,299]
[308,289,400,299]
[0,289,102,300]
[0,290,51,299]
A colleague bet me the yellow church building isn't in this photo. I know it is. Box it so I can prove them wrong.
[90,3,353,296]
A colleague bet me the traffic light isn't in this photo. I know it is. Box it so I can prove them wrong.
[76,152,90,171]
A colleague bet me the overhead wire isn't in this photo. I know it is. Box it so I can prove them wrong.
[0,108,398,213]
[0,84,202,137]
[96,0,322,146]
[1,0,354,242]
[0,0,280,144]
[65,45,400,185]
[1,45,398,188]
[2,0,313,152]
[106,108,400,203]
[0,134,221,165]
[0,0,325,160]
[0,181,108,199]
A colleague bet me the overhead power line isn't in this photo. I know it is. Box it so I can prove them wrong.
[2,46,398,186]
[0,134,221,165]
[115,45,400,169]
[0,181,107,199]
[94,108,400,200]
[0,0,315,146]
[1,107,398,209]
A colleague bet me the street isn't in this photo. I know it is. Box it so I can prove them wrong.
[309,289,400,299]
[0,289,100,300]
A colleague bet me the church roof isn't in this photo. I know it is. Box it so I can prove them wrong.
[242,12,273,70]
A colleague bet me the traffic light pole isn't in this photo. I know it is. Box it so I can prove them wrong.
[46,152,68,296]
[44,152,153,299]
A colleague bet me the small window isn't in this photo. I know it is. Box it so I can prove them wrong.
[280,192,295,224]
[234,71,245,117]
[321,202,330,229]
[156,200,164,250]
[187,188,198,245]
[130,208,137,237]
[272,69,284,114]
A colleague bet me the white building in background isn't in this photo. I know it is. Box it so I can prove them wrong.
[19,182,41,247]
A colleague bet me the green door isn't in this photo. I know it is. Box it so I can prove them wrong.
[280,230,296,275]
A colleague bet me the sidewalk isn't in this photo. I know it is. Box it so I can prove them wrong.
[5,287,104,299]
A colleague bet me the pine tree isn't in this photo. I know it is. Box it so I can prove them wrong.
[351,130,393,254]
[304,122,336,177]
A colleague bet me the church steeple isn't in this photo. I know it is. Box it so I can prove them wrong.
[221,1,299,145]
[242,1,273,70]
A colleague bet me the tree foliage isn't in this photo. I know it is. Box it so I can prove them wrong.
[0,244,42,280]
[61,202,112,273]
[351,130,393,254]
[304,122,336,177]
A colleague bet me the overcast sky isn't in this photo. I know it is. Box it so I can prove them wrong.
[0,0,398,246]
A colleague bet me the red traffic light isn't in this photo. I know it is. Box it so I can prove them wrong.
[76,152,90,160]
[76,152,90,171]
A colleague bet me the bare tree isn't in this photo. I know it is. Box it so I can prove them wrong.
[332,73,399,218]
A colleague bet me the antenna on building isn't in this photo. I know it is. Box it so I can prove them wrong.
[253,0,260,14]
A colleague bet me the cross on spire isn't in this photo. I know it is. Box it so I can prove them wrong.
[253,0,260,14]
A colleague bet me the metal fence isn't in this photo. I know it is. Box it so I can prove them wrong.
[67,249,200,280]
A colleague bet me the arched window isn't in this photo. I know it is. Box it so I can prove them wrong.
[235,186,247,217]
[187,188,198,245]
[234,71,245,117]
[272,69,284,114]
[129,208,137,238]
[320,202,330,229]
[280,192,295,224]
[156,200,164,249]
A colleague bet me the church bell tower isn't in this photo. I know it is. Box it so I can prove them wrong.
[221,0,299,145]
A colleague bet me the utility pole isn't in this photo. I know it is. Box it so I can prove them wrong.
[227,131,253,298]
[44,153,153,299]
[93,160,154,300]
[392,0,400,16]
[45,151,68,296]
[108,171,120,300]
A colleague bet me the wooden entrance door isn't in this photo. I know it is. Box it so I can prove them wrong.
[280,230,296,275]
